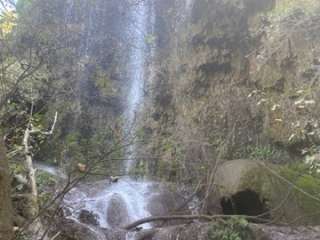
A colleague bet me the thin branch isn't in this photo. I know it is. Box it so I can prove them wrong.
[50,231,61,240]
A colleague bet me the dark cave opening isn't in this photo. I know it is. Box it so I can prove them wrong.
[221,189,270,221]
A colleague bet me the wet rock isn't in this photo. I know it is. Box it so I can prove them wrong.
[106,194,129,228]
[79,210,99,226]
[147,186,190,216]
[59,218,107,240]
[147,191,173,217]
[147,186,191,227]
[110,176,120,183]
[103,228,126,240]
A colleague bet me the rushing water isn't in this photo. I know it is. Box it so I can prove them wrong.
[34,162,67,179]
[125,1,149,172]
[64,178,153,229]
[57,1,156,240]
[63,177,155,240]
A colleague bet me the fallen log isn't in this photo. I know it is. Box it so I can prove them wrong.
[123,214,269,230]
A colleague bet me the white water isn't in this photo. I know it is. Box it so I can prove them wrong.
[62,177,156,240]
[64,178,153,229]
[186,0,195,12]
[125,1,148,172]
[34,162,67,179]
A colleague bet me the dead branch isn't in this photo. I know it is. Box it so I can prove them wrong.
[30,112,58,135]
[123,214,270,231]
[49,231,61,240]
[124,215,215,230]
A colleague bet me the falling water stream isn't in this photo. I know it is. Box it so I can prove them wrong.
[54,1,156,240]
[125,1,148,172]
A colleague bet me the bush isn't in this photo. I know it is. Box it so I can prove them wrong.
[207,217,254,240]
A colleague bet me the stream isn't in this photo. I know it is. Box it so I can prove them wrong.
[35,163,176,240]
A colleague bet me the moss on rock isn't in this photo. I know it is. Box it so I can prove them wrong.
[215,160,320,225]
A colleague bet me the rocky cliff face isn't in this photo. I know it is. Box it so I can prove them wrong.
[139,0,320,181]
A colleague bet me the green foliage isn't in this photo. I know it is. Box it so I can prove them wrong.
[303,146,320,174]
[207,217,254,240]
[16,0,33,13]
[162,140,174,152]
[245,144,287,161]
[131,160,148,176]
[268,0,319,18]
[145,34,156,45]
[36,171,56,187]
[0,10,17,37]
[240,162,320,224]
[156,138,185,181]
[36,170,56,207]
[15,232,28,240]
[9,162,26,175]
[93,68,118,97]
[279,164,320,217]
[247,145,276,160]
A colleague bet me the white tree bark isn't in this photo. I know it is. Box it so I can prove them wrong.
[22,111,58,238]
[23,127,38,200]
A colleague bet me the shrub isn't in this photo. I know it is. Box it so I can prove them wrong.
[207,217,254,240]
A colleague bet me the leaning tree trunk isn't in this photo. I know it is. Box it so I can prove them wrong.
[0,138,13,240]
[22,111,58,239]
[23,126,39,216]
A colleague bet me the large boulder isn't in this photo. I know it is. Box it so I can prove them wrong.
[147,188,189,216]
[147,188,191,227]
[59,218,108,240]
[214,159,262,196]
[106,194,129,228]
[209,160,320,225]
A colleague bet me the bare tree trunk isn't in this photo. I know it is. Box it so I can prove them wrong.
[23,127,39,214]
[22,112,58,239]
[0,138,14,240]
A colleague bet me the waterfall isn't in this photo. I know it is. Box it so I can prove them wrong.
[60,1,157,240]
[124,1,149,173]
[186,0,195,11]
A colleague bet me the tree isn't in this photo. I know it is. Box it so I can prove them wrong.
[0,1,50,238]
[0,2,17,239]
